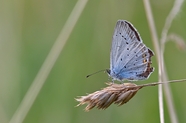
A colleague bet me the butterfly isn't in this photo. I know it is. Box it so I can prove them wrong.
[106,20,154,81]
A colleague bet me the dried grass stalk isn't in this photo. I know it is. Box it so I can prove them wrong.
[76,79,186,111]
[76,83,142,111]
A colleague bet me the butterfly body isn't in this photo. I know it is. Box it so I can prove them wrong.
[107,20,154,81]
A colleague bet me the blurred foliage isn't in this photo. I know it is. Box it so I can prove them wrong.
[0,0,186,123]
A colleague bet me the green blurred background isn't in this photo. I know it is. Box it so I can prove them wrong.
[0,0,186,123]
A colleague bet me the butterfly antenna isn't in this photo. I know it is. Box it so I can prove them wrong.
[86,69,107,78]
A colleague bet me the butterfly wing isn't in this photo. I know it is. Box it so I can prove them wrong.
[109,20,154,81]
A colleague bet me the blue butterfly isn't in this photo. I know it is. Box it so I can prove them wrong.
[106,20,154,81]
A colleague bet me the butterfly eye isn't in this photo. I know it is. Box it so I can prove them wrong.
[106,69,111,74]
